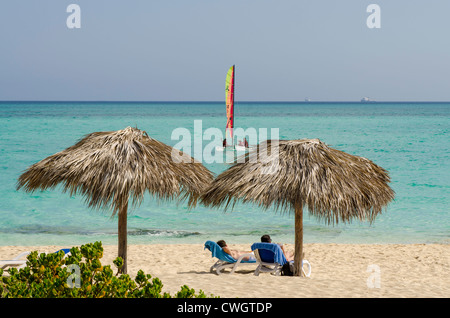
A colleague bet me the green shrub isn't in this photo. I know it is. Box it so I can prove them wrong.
[0,241,211,298]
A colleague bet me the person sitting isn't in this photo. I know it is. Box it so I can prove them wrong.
[260,234,294,261]
[237,138,249,147]
[217,240,253,261]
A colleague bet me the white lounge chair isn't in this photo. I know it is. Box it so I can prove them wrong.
[0,251,30,270]
[1,248,72,271]
[251,243,311,277]
[204,240,256,275]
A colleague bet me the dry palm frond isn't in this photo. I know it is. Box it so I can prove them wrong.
[201,139,394,225]
[17,126,214,216]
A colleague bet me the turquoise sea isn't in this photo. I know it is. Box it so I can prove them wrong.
[0,101,449,246]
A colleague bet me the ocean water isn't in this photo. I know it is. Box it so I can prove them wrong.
[0,101,449,246]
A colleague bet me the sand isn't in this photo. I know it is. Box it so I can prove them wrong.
[1,243,449,298]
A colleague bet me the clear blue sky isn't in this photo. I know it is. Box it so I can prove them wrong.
[0,0,449,101]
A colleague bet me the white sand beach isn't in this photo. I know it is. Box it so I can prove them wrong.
[1,243,449,298]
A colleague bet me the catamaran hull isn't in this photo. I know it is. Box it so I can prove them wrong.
[215,146,251,152]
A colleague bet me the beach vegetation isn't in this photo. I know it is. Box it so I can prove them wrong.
[0,241,211,298]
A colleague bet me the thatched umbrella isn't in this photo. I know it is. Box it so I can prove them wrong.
[201,139,394,276]
[17,126,213,274]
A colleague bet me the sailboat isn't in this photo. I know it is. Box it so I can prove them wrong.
[216,65,249,152]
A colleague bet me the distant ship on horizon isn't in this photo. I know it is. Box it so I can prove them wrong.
[361,97,375,102]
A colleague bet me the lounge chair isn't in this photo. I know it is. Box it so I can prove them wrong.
[251,242,311,277]
[0,251,30,270]
[204,240,256,275]
[1,248,71,271]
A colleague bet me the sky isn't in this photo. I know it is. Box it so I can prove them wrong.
[0,0,449,102]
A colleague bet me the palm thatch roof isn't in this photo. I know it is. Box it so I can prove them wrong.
[201,138,394,276]
[17,126,213,214]
[17,126,214,274]
[201,139,394,224]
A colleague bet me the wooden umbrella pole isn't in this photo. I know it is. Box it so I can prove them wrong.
[294,201,304,277]
[118,202,128,274]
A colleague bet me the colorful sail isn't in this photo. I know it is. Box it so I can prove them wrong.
[225,65,235,145]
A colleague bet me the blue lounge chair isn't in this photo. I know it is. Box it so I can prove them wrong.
[55,248,71,255]
[251,242,311,277]
[204,240,256,275]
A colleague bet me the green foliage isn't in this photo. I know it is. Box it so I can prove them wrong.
[0,241,213,298]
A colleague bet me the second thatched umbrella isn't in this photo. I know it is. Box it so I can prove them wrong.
[201,139,395,276]
[17,126,213,274]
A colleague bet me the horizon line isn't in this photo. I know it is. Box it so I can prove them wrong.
[1,100,450,103]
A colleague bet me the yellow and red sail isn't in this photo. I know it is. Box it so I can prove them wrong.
[225,65,235,145]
